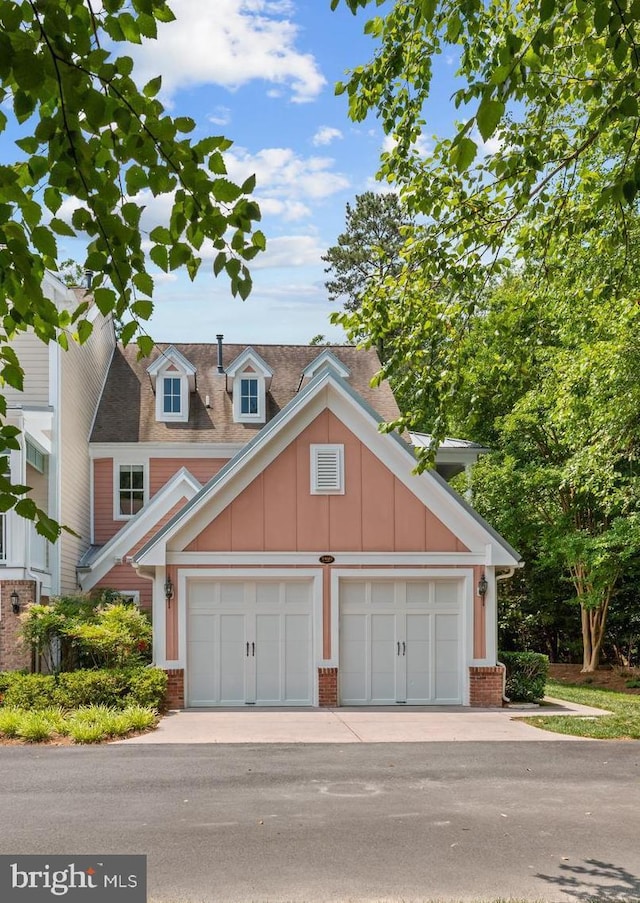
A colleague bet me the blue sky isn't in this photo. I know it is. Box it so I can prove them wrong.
[130,0,399,345]
[11,1,464,345]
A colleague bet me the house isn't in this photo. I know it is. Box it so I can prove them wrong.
[0,272,115,670]
[77,340,521,708]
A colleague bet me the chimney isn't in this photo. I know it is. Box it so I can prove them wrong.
[84,270,93,290]
[216,334,224,373]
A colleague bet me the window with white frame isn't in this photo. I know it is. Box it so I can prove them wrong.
[117,464,145,517]
[240,377,259,416]
[310,444,345,494]
[163,377,182,415]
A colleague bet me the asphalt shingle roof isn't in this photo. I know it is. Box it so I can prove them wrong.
[90,343,400,443]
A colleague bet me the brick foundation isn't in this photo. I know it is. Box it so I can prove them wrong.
[318,667,338,707]
[0,581,34,672]
[469,665,504,707]
[164,668,185,709]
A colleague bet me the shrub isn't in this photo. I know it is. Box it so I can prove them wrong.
[0,708,23,738]
[499,651,549,703]
[0,667,166,711]
[124,667,167,708]
[15,708,65,743]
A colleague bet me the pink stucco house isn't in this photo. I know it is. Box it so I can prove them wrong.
[76,340,521,708]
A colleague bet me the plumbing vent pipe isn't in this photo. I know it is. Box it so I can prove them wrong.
[216,334,224,373]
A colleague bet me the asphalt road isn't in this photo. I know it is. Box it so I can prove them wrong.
[1,742,639,902]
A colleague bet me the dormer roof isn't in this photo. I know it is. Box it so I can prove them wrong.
[302,349,351,381]
[225,347,273,390]
[147,345,197,392]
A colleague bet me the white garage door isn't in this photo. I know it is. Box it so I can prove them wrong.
[339,579,463,705]
[187,579,313,706]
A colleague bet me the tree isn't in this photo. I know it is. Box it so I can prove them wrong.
[330,0,640,439]
[322,191,411,315]
[446,240,640,671]
[0,0,265,539]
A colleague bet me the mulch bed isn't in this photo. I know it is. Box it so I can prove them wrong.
[548,663,640,695]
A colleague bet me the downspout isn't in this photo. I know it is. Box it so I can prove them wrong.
[496,567,515,704]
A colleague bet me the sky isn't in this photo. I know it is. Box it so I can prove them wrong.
[10,1,462,346]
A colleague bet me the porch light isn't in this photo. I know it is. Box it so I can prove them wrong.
[10,590,20,614]
[477,574,488,598]
[164,577,174,607]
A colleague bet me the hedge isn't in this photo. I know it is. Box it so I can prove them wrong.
[499,651,549,703]
[0,667,167,711]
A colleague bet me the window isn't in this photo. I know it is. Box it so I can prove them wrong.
[163,377,182,415]
[118,464,145,517]
[310,444,344,494]
[240,378,259,416]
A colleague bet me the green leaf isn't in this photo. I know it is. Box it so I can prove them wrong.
[476,98,505,142]
[131,299,154,320]
[50,218,76,237]
[132,272,154,297]
[212,178,242,203]
[143,75,162,98]
[450,136,477,173]
[93,288,117,316]
[30,226,57,258]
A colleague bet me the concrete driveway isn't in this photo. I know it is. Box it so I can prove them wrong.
[119,697,606,743]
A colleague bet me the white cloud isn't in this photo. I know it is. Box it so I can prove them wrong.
[312,126,343,147]
[257,197,311,221]
[226,147,349,199]
[131,0,326,103]
[251,234,325,269]
[471,127,505,156]
[382,132,431,157]
[208,106,232,126]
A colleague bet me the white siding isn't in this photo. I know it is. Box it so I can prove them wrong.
[59,313,115,594]
[4,332,50,406]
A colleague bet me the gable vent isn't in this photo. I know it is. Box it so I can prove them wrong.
[310,444,344,494]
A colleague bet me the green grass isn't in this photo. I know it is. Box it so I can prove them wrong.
[0,704,158,744]
[523,679,640,739]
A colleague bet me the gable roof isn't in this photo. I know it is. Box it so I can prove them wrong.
[90,343,399,444]
[133,368,522,568]
[77,467,202,590]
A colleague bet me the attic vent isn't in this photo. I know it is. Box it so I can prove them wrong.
[26,440,46,473]
[310,444,344,495]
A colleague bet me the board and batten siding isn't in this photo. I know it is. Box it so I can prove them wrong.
[59,314,115,593]
[186,410,470,554]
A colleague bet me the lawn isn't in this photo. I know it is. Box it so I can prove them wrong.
[523,679,640,739]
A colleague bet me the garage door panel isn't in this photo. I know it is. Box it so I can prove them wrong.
[187,579,313,707]
[406,613,431,703]
[339,579,464,706]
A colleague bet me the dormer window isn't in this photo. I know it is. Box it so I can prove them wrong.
[226,347,273,424]
[163,377,182,415]
[147,346,197,424]
[240,377,259,416]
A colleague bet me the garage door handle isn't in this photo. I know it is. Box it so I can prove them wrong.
[246,642,250,657]
[402,641,406,656]
[397,641,400,656]
[252,642,255,657]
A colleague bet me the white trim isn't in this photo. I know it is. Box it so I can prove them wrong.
[135,370,521,568]
[225,347,273,380]
[90,442,242,459]
[113,460,148,522]
[157,372,189,423]
[233,373,265,424]
[79,468,202,591]
[330,567,474,704]
[165,551,488,566]
[302,350,350,380]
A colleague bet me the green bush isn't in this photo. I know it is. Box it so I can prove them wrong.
[0,667,167,711]
[499,651,549,703]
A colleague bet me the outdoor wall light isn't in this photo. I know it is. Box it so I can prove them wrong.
[477,574,488,598]
[10,590,20,614]
[164,577,174,607]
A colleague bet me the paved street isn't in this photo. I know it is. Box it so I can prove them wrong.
[2,742,639,902]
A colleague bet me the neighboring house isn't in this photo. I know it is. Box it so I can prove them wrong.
[77,340,521,708]
[0,271,115,670]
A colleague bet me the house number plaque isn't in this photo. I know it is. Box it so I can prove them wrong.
[319,555,335,564]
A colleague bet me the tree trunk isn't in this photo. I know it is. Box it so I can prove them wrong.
[580,602,608,672]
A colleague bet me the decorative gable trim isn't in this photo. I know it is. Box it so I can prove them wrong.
[302,350,351,381]
[134,370,522,569]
